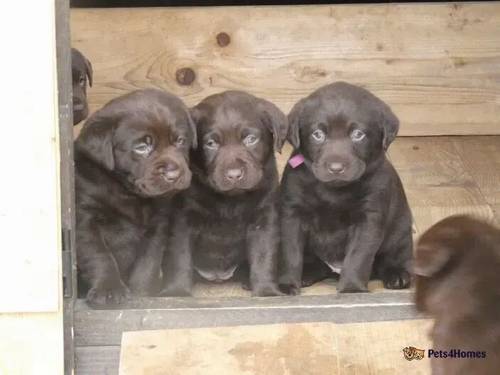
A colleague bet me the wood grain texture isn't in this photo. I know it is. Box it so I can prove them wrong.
[388,136,496,234]
[71,3,500,135]
[452,136,500,206]
[119,321,432,375]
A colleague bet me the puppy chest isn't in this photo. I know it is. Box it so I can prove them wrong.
[303,205,353,235]
[191,218,249,276]
[303,206,353,264]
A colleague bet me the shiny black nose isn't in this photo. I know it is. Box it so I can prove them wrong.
[225,168,244,182]
[157,163,181,182]
[328,162,345,174]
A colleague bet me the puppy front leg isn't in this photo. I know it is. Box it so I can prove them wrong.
[338,212,384,293]
[279,208,305,295]
[77,225,130,307]
[159,214,193,297]
[128,222,167,296]
[246,207,283,297]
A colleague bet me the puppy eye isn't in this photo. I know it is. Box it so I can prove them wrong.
[133,143,151,156]
[204,139,219,151]
[351,129,366,142]
[243,134,259,147]
[79,75,86,87]
[134,137,153,156]
[175,136,187,147]
[311,129,326,143]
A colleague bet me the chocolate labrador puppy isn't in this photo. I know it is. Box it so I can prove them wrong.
[72,48,93,125]
[280,82,413,294]
[414,215,500,375]
[161,91,287,297]
[75,88,196,307]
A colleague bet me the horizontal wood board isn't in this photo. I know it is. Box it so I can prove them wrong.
[71,2,500,135]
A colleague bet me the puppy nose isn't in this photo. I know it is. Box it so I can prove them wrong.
[328,162,345,174]
[225,168,244,182]
[157,163,181,182]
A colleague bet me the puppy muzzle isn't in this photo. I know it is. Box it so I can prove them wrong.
[312,156,366,184]
[135,158,192,197]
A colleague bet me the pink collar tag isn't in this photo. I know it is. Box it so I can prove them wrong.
[288,154,305,168]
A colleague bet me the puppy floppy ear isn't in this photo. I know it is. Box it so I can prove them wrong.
[256,99,288,153]
[75,115,115,170]
[287,97,307,149]
[379,104,399,150]
[413,245,452,277]
[85,57,93,87]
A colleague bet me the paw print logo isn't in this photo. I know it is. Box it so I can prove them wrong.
[403,346,425,361]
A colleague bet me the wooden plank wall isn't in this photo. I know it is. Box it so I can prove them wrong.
[71,2,500,136]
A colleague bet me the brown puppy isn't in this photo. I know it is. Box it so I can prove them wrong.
[280,82,412,294]
[414,215,500,375]
[71,48,93,125]
[161,91,287,297]
[75,88,196,307]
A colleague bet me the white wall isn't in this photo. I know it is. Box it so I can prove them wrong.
[0,0,64,374]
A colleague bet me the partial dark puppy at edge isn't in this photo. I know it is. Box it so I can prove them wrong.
[75,88,196,307]
[71,48,93,125]
[414,215,500,375]
[161,91,287,297]
[280,82,413,295]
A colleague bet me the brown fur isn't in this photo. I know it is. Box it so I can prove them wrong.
[414,215,500,375]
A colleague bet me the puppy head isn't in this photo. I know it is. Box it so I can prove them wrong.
[71,48,93,125]
[287,82,399,185]
[190,91,287,193]
[76,88,197,197]
[414,215,500,320]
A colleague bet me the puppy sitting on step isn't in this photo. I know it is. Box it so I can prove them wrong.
[161,91,287,297]
[414,215,500,375]
[75,89,196,307]
[280,82,413,294]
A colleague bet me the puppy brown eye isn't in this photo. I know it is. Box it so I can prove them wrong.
[243,134,259,147]
[79,75,86,87]
[175,136,186,147]
[311,129,326,143]
[204,139,219,151]
[351,129,366,142]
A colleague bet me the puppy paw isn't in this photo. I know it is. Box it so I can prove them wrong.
[337,277,368,293]
[382,268,411,289]
[240,279,251,291]
[301,278,317,288]
[87,282,130,308]
[252,284,285,297]
[279,283,301,296]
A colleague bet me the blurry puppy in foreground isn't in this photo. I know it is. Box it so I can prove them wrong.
[71,48,93,125]
[414,215,500,375]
